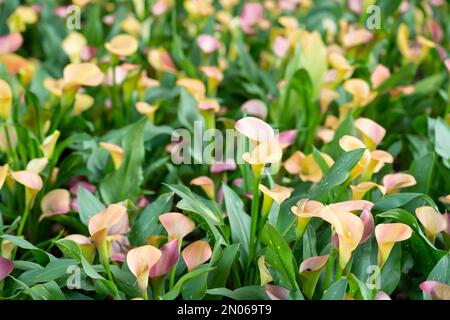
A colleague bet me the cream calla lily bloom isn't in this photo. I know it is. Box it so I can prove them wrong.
[182,240,212,272]
[382,173,417,194]
[350,181,386,200]
[190,176,215,200]
[135,101,159,123]
[99,142,124,170]
[375,223,413,267]
[63,63,105,91]
[126,245,162,295]
[39,189,71,221]
[62,32,87,63]
[283,151,334,183]
[105,34,139,57]
[339,135,371,181]
[415,206,447,243]
[159,212,196,241]
[355,118,386,151]
[11,170,43,208]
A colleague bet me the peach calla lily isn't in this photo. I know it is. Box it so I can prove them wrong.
[26,157,48,174]
[342,28,373,48]
[242,139,283,176]
[259,184,293,218]
[320,88,339,113]
[159,212,196,241]
[63,63,105,91]
[371,64,391,89]
[0,79,12,120]
[0,32,23,55]
[382,173,417,194]
[7,6,38,33]
[375,223,413,267]
[73,93,94,116]
[339,135,371,181]
[135,101,159,123]
[350,181,386,200]
[147,48,177,73]
[197,34,220,54]
[321,204,364,269]
[235,117,275,143]
[40,130,60,159]
[190,176,215,200]
[355,118,386,151]
[291,199,324,239]
[39,189,71,221]
[88,204,129,246]
[182,240,212,272]
[176,78,206,101]
[62,32,87,63]
[343,78,376,107]
[11,170,43,208]
[64,234,96,262]
[99,142,124,170]
[420,281,450,300]
[415,206,447,243]
[241,100,268,120]
[284,151,334,183]
[126,245,162,295]
[105,34,139,57]
[275,130,297,149]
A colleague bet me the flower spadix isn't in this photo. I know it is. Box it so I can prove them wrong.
[126,245,161,294]
[159,212,195,241]
[375,223,412,267]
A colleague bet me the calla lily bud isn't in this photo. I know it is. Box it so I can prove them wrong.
[375,223,412,267]
[64,234,95,263]
[182,240,212,272]
[258,256,273,285]
[159,212,196,241]
[99,142,124,170]
[40,130,60,159]
[149,239,180,278]
[127,245,162,295]
[299,255,329,299]
[190,176,215,200]
[415,206,447,244]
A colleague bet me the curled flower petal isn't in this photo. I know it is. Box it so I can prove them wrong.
[350,182,386,200]
[360,209,374,243]
[105,34,139,56]
[149,239,179,278]
[62,32,87,63]
[355,118,386,150]
[0,33,23,54]
[40,130,60,160]
[265,284,290,300]
[240,3,264,34]
[39,189,71,221]
[240,100,268,120]
[127,245,162,293]
[235,117,274,142]
[11,170,43,191]
[99,142,124,170]
[210,160,236,173]
[299,255,329,273]
[182,240,212,271]
[375,223,412,266]
[63,63,104,89]
[343,29,373,48]
[258,256,272,285]
[190,176,215,200]
[147,48,177,73]
[371,64,391,89]
[176,78,206,101]
[415,206,447,239]
[275,130,297,149]
[159,212,195,240]
[272,36,290,58]
[259,184,292,204]
[0,256,13,281]
[242,140,283,166]
[420,281,450,300]
[88,204,128,244]
[375,291,391,300]
[0,79,12,120]
[382,173,416,194]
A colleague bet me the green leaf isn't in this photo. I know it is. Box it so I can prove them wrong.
[322,278,348,300]
[261,223,301,295]
[30,281,66,300]
[206,286,270,300]
[423,254,450,300]
[222,184,250,267]
[100,118,146,204]
[77,187,105,226]
[408,153,435,194]
[1,235,54,261]
[163,266,214,300]
[309,148,365,202]
[207,244,239,295]
[435,118,450,165]
[380,244,401,294]
[18,259,78,286]
[373,193,438,213]
[130,193,173,245]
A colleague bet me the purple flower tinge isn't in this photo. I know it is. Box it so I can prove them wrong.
[0,256,13,281]
[149,240,179,278]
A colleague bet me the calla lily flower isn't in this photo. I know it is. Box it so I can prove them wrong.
[99,142,124,170]
[382,173,417,194]
[235,117,274,143]
[371,64,391,89]
[40,130,60,159]
[210,160,236,173]
[259,184,293,218]
[420,281,450,300]
[242,139,283,176]
[415,206,447,243]
[375,291,391,300]
[1,240,15,260]
[299,255,329,299]
[240,100,268,120]
[120,16,141,38]
[149,239,180,278]
[182,240,212,271]
[190,176,215,200]
[39,189,71,221]
[339,135,371,181]
[105,34,139,57]
[0,164,8,190]
[73,93,94,116]
[7,6,38,33]
[176,78,206,101]
[135,101,159,123]
[397,23,435,63]
[291,199,325,239]
[272,36,290,58]
[342,28,373,48]
[321,204,364,269]
[265,284,290,300]
[320,88,339,113]
[200,66,223,96]
[258,256,273,285]
[0,256,13,281]
[0,79,12,120]
[63,63,104,91]
[11,170,43,208]
[355,118,386,151]
[25,158,48,175]
[197,34,220,54]
[350,182,386,200]
[64,234,96,262]
[284,151,334,183]
[159,212,196,241]
[147,48,177,73]
[343,78,376,108]
[88,204,129,247]
[275,130,297,149]
[375,223,413,267]
[0,33,23,54]
[62,32,87,63]
[127,245,162,295]
[240,2,264,34]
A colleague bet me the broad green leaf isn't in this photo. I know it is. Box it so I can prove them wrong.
[77,187,105,226]
[29,281,66,300]
[322,278,348,300]
[163,266,214,300]
[423,254,450,300]
[206,286,270,300]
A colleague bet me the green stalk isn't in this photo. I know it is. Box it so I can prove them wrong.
[17,203,30,237]
[323,242,336,290]
[246,171,261,283]
[3,123,19,169]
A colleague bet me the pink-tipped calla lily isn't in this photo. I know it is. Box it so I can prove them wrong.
[291,199,325,239]
[240,2,264,34]
[350,182,386,200]
[159,212,196,241]
[0,256,13,281]
[63,63,104,91]
[275,130,297,149]
[11,170,43,208]
[210,160,236,173]
[272,36,290,58]
[147,48,177,73]
[64,234,95,262]
[259,184,293,218]
[190,176,215,200]
[105,34,139,57]
[371,64,391,89]
[284,151,334,183]
[88,204,129,246]
[420,281,450,300]
[355,118,386,151]
[39,189,71,221]
[375,223,413,267]
[127,245,162,295]
[99,142,124,170]
[265,284,290,300]
[339,135,371,181]
[299,255,329,299]
[235,117,274,143]
[197,34,220,54]
[182,240,212,272]
[0,32,23,54]
[240,100,268,120]
[382,173,417,194]
[415,206,447,243]
[149,239,180,278]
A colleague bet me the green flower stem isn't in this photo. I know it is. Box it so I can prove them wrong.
[150,276,166,300]
[3,123,19,169]
[17,203,30,237]
[246,170,261,284]
[323,241,337,290]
